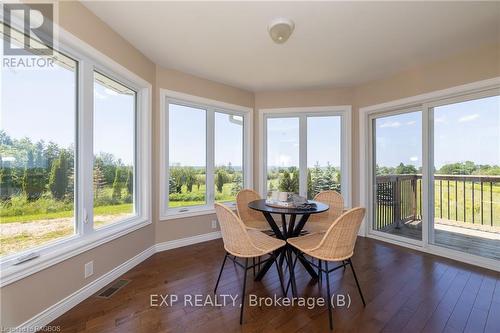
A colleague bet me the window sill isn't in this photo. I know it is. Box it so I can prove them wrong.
[0,217,151,287]
[161,202,236,221]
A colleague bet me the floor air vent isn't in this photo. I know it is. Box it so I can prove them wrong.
[96,279,131,299]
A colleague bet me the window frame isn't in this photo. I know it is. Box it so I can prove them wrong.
[160,89,253,220]
[258,106,352,207]
[0,24,152,286]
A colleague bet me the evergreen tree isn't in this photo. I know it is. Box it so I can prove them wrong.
[290,167,299,193]
[125,168,133,195]
[307,169,313,199]
[0,155,13,200]
[168,176,177,194]
[278,170,293,192]
[184,168,196,192]
[49,151,69,200]
[112,168,123,200]
[216,169,228,193]
[22,150,45,200]
[231,172,243,196]
[93,163,106,199]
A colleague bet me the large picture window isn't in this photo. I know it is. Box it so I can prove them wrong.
[261,107,351,205]
[1,49,78,258]
[162,93,251,217]
[0,23,151,281]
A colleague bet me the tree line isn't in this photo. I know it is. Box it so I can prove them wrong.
[376,161,500,176]
[168,163,243,198]
[0,130,132,203]
[268,163,341,198]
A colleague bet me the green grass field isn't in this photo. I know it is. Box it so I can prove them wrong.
[168,182,237,208]
[377,179,500,228]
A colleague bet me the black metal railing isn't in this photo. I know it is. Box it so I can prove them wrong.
[374,174,499,231]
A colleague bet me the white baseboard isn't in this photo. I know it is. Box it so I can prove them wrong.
[14,231,222,331]
[155,231,222,252]
[15,246,155,331]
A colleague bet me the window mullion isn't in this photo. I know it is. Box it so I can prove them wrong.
[78,60,94,235]
[422,106,433,246]
[206,109,215,206]
[299,115,308,197]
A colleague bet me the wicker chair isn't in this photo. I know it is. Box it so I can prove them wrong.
[306,190,344,233]
[287,207,366,330]
[213,203,286,324]
[236,189,270,231]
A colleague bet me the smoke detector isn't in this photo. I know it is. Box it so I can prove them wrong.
[268,18,295,44]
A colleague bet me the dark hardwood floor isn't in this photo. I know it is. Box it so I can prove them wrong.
[49,237,500,333]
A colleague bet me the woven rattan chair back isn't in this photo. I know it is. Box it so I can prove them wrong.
[214,203,263,257]
[308,190,344,223]
[236,189,265,225]
[312,207,366,261]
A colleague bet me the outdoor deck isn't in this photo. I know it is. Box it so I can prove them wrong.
[383,219,500,261]
[375,174,500,261]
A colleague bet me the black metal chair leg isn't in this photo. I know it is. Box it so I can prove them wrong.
[325,261,333,330]
[258,256,261,272]
[343,260,347,271]
[285,252,299,295]
[274,255,286,296]
[318,259,322,285]
[348,258,366,306]
[214,253,228,294]
[240,258,249,325]
[279,251,286,267]
[252,257,256,277]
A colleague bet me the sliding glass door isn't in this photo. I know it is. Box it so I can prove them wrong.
[371,110,422,241]
[431,94,500,260]
[368,89,499,263]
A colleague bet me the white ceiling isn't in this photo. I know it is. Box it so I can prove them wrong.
[82,1,500,92]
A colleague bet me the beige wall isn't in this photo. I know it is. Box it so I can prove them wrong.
[1,2,156,328]
[2,2,499,329]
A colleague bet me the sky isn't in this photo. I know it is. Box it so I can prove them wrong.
[2,61,499,170]
[1,60,135,165]
[266,116,342,168]
[168,104,243,167]
[375,95,500,168]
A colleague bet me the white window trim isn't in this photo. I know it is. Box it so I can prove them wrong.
[0,25,152,287]
[258,106,352,208]
[359,77,500,272]
[159,89,253,220]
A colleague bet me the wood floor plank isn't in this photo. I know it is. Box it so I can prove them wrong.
[46,237,499,333]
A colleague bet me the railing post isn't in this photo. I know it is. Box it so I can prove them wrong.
[412,176,417,221]
[394,176,401,229]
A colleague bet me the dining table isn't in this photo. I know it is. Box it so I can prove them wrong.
[248,199,329,296]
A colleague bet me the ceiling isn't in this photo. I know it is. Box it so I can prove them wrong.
[82,1,500,92]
